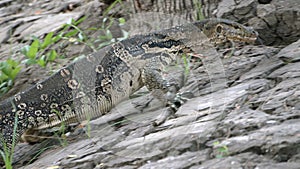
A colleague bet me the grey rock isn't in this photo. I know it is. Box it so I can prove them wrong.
[275,38,300,62]
[202,0,300,45]
[15,13,83,40]
[0,0,299,169]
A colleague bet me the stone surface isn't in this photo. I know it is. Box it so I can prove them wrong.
[20,41,300,168]
[0,0,299,169]
[202,0,300,45]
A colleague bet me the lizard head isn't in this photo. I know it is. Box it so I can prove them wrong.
[198,18,258,45]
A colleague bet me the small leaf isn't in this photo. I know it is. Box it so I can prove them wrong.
[1,65,11,77]
[52,34,62,43]
[106,30,113,39]
[40,55,46,61]
[98,35,110,41]
[20,45,30,55]
[68,37,77,42]
[37,58,46,68]
[24,59,37,65]
[117,30,129,41]
[66,18,73,25]
[213,141,220,146]
[118,17,126,25]
[7,79,13,87]
[110,38,116,43]
[41,32,54,49]
[78,32,84,41]
[98,41,113,49]
[10,66,21,79]
[0,74,8,82]
[6,58,19,68]
[74,16,87,25]
[64,29,78,38]
[47,50,57,62]
[0,86,9,94]
[60,23,71,32]
[103,17,108,23]
[0,81,8,88]
[58,55,65,59]
[21,59,28,64]
[27,39,40,59]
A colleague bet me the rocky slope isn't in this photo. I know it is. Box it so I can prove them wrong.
[0,0,299,168]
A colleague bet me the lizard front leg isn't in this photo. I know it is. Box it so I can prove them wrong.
[141,58,190,125]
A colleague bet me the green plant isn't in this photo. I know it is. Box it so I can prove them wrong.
[0,1,130,165]
[90,0,127,49]
[21,32,58,68]
[95,17,128,49]
[193,0,205,20]
[0,59,22,95]
[1,1,128,95]
[85,115,92,138]
[213,141,229,158]
[102,0,123,17]
[50,109,68,147]
[0,105,18,169]
[57,0,126,51]
[55,127,68,147]
[0,16,87,95]
[60,17,94,50]
[20,16,88,68]
[181,53,192,76]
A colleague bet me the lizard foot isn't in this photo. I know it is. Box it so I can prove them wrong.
[168,91,194,110]
[153,91,194,126]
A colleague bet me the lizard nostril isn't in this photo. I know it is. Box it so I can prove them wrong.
[258,0,272,4]
[216,25,223,33]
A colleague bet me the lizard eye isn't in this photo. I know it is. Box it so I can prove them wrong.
[216,25,223,33]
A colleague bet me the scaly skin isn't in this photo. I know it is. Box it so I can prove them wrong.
[0,18,258,150]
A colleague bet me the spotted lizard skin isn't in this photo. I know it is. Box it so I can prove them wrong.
[0,18,258,150]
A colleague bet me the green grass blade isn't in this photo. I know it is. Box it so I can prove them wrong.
[41,32,54,49]
[27,39,40,59]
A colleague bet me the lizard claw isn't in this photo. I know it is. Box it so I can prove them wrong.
[168,91,194,110]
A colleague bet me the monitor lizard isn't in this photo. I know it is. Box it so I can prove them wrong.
[0,18,258,151]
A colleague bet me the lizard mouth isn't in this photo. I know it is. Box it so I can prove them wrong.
[229,35,258,43]
[213,34,258,45]
[226,27,259,43]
